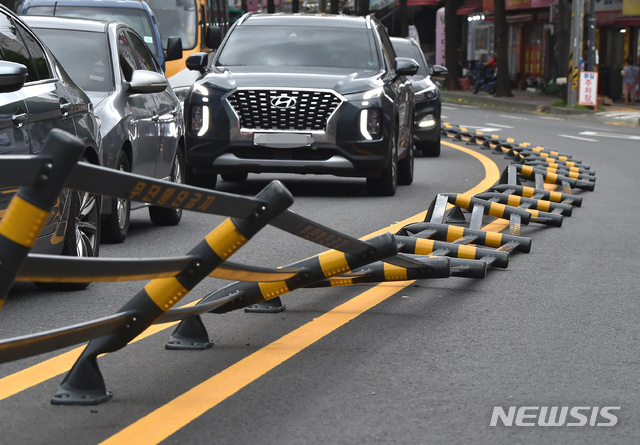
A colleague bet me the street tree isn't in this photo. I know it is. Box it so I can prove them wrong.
[444,0,461,90]
[493,0,512,97]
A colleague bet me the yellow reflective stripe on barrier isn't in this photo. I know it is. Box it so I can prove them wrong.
[546,172,559,183]
[457,244,477,260]
[526,208,540,218]
[548,191,563,202]
[383,263,407,281]
[0,196,49,248]
[536,200,551,212]
[520,186,535,198]
[318,250,350,277]
[488,202,506,218]
[144,277,188,311]
[205,219,248,260]
[328,277,355,287]
[259,281,289,299]
[414,239,435,255]
[484,231,503,247]
[506,195,522,207]
[455,194,472,209]
[446,225,465,242]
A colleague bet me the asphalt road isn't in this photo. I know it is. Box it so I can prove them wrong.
[1,105,639,444]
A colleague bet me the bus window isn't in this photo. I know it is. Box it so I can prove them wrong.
[146,0,228,78]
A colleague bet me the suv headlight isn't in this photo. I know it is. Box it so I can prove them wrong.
[360,109,381,140]
[191,105,209,136]
[415,84,438,101]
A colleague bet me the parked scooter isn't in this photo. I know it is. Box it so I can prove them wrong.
[473,61,496,95]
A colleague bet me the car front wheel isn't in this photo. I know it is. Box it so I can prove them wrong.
[101,151,131,243]
[35,169,101,291]
[367,127,398,196]
[149,149,184,226]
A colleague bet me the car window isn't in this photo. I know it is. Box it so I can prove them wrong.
[147,0,198,50]
[392,43,428,77]
[375,22,395,72]
[117,30,138,82]
[25,5,158,57]
[30,28,113,92]
[216,25,379,70]
[0,13,50,82]
[127,30,161,73]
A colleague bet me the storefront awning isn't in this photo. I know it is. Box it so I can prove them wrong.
[406,0,440,5]
[457,0,483,15]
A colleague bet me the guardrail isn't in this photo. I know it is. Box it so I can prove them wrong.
[0,124,596,405]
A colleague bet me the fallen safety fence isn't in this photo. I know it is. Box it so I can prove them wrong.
[0,124,596,405]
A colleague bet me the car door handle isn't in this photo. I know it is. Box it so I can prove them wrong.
[12,112,27,128]
[60,102,73,116]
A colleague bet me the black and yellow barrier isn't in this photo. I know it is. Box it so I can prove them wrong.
[0,122,598,406]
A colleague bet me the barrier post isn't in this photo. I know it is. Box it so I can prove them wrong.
[0,130,85,308]
[51,180,294,405]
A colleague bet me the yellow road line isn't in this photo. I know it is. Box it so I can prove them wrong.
[101,140,503,444]
[0,140,500,443]
[100,283,411,445]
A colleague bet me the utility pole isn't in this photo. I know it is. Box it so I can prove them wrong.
[586,0,596,72]
[568,0,584,107]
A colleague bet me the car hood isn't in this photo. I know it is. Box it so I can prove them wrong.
[199,65,385,95]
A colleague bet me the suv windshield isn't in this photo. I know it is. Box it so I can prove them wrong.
[146,0,197,50]
[34,28,113,92]
[216,25,379,70]
[25,5,158,57]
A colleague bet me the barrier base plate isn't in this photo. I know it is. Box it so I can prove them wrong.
[245,297,286,313]
[51,389,113,406]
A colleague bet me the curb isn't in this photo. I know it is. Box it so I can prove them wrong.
[441,92,592,116]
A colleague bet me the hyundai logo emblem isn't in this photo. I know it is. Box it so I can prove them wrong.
[271,95,297,109]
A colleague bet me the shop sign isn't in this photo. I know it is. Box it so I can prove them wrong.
[579,71,598,108]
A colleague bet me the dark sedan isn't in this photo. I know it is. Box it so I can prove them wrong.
[0,5,102,290]
[24,16,186,243]
[390,36,447,157]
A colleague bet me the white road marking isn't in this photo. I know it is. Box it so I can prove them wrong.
[457,124,502,133]
[559,134,598,142]
[484,123,513,128]
[580,131,640,141]
[499,114,529,120]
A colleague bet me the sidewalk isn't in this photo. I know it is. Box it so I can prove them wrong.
[441,88,640,125]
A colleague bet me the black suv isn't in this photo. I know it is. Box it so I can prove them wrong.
[183,13,418,196]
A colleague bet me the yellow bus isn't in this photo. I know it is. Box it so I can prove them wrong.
[146,0,230,78]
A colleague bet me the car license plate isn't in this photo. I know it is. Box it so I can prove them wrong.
[254,133,313,148]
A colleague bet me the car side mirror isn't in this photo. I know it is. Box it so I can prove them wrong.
[0,61,28,93]
[205,25,223,49]
[186,52,209,74]
[394,57,419,78]
[127,70,168,94]
[431,64,448,76]
[165,36,183,62]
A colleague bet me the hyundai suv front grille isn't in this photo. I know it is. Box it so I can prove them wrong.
[227,89,343,131]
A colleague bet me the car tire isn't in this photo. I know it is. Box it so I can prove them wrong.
[187,169,217,190]
[221,172,248,182]
[367,127,398,196]
[417,122,441,157]
[398,120,414,186]
[35,163,101,291]
[101,151,131,243]
[398,144,414,186]
[149,149,184,226]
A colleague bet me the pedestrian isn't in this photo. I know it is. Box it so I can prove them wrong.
[621,57,639,105]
